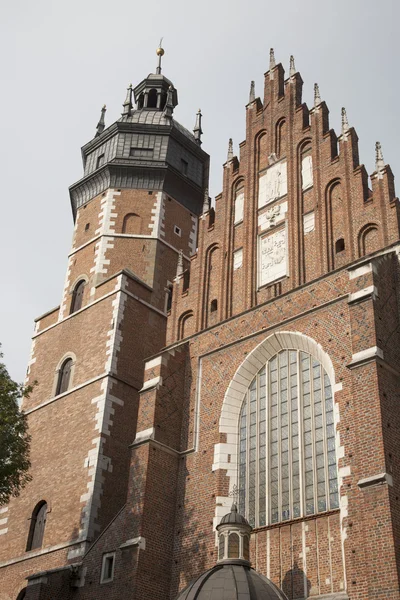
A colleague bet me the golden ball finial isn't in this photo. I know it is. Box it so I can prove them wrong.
[156,47,164,57]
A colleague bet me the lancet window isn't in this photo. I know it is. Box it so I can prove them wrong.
[238,349,338,527]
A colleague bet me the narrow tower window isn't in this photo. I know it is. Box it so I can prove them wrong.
[335,238,345,253]
[96,154,105,169]
[70,280,85,314]
[181,159,188,176]
[56,358,73,396]
[26,501,47,551]
[147,88,158,108]
[210,299,218,313]
[228,533,240,558]
[101,552,116,583]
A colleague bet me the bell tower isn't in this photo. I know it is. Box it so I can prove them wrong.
[0,45,209,597]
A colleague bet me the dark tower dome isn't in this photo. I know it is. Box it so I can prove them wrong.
[175,504,288,600]
[175,563,288,600]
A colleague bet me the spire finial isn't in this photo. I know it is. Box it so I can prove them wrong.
[176,249,184,279]
[341,107,349,134]
[227,138,233,162]
[249,80,255,104]
[122,83,133,117]
[193,109,203,145]
[156,38,165,74]
[95,104,107,137]
[163,85,175,120]
[289,55,296,77]
[314,83,321,107]
[269,48,276,70]
[203,188,210,214]
[375,141,385,173]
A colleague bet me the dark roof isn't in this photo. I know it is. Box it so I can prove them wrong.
[119,109,196,143]
[218,504,251,527]
[175,563,288,600]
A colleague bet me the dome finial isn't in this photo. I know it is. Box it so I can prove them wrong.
[156,37,165,74]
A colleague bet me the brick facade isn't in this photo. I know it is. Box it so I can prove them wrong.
[1,52,400,600]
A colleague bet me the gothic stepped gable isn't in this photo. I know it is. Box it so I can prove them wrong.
[1,49,400,600]
[168,57,399,343]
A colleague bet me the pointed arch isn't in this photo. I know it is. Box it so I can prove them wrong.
[53,352,76,397]
[178,310,194,341]
[212,332,345,532]
[358,223,380,257]
[275,118,287,158]
[122,213,142,235]
[70,279,86,314]
[26,501,47,551]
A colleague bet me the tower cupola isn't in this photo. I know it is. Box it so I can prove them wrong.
[216,503,252,565]
[132,44,178,111]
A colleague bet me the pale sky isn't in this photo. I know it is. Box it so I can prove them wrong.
[1,0,399,382]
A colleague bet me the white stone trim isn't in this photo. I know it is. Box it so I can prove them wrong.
[349,346,383,366]
[59,255,74,320]
[189,214,198,256]
[133,428,155,444]
[119,536,146,550]
[358,472,393,488]
[348,286,377,304]
[80,276,126,539]
[348,263,375,280]
[145,356,165,371]
[148,192,164,238]
[140,376,162,392]
[89,189,120,296]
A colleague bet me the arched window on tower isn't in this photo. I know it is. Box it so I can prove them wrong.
[147,88,158,108]
[70,280,85,314]
[26,501,47,551]
[56,358,73,396]
[238,349,338,528]
[138,93,144,109]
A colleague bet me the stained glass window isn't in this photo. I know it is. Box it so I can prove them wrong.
[238,350,339,527]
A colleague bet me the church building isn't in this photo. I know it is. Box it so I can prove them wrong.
[1,46,400,600]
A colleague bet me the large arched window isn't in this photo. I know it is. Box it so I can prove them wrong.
[238,349,338,528]
[56,358,73,395]
[70,280,85,314]
[26,501,47,551]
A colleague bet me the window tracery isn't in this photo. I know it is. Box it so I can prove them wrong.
[238,349,338,527]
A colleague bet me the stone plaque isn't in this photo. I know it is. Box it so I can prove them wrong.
[234,190,244,224]
[258,227,287,287]
[233,248,243,270]
[301,155,313,190]
[258,161,287,208]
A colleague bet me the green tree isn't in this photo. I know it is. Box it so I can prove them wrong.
[0,349,32,505]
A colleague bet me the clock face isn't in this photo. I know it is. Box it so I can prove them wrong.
[258,160,288,208]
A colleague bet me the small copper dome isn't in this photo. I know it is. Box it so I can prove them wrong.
[218,503,250,527]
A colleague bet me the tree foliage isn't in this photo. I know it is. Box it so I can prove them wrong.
[0,349,32,505]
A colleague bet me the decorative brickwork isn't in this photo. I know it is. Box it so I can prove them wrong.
[2,52,400,600]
